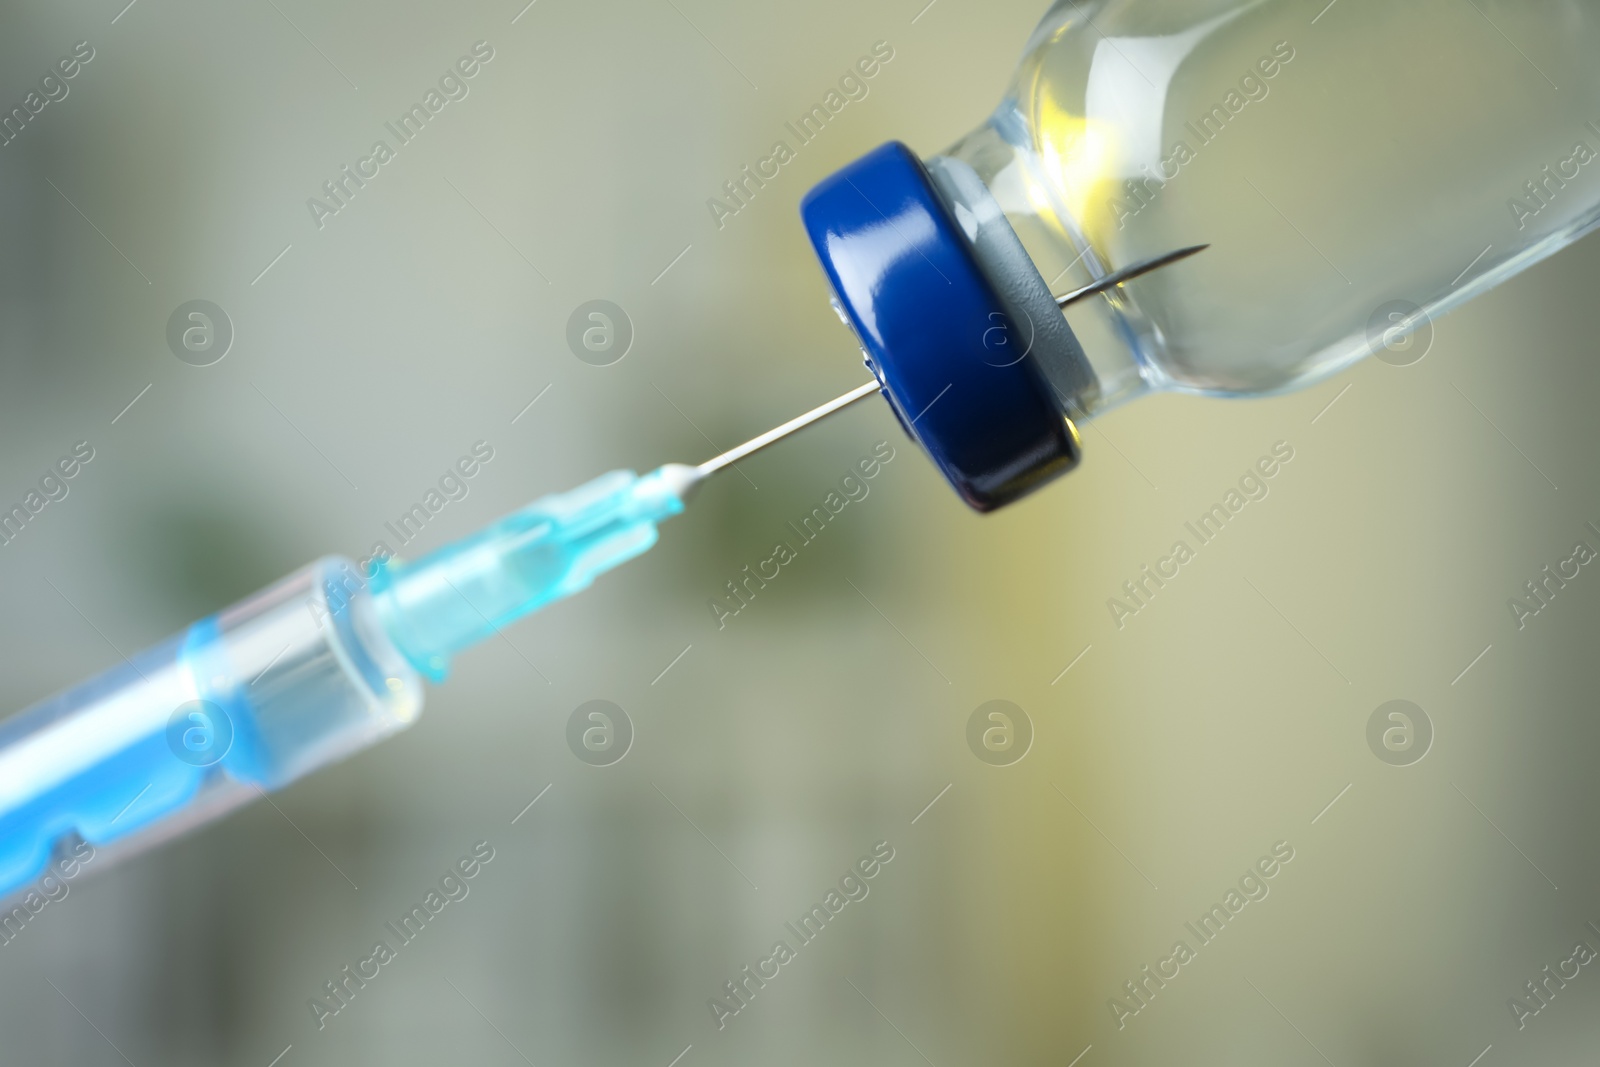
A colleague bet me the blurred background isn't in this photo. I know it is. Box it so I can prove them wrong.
[2,0,1600,1064]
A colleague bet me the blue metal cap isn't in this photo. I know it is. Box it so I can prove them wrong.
[800,141,1080,512]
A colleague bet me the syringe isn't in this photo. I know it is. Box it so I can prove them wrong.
[0,382,881,902]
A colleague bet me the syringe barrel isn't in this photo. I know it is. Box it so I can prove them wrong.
[0,557,423,901]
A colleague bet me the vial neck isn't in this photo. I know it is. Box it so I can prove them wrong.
[929,119,1160,424]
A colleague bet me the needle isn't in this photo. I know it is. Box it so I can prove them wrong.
[691,244,1207,483]
[1055,244,1209,308]
[696,380,881,478]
